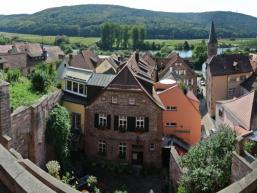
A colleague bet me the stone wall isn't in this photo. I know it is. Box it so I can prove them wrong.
[169,146,183,192]
[10,90,62,167]
[0,144,79,193]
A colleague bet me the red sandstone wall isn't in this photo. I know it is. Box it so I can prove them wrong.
[10,90,62,167]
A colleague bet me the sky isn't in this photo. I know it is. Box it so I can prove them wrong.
[0,0,257,17]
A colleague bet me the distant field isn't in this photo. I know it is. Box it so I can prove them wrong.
[0,32,100,47]
[0,32,254,48]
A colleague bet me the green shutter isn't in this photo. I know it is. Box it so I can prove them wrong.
[107,115,111,129]
[127,117,136,131]
[94,114,99,128]
[145,117,149,131]
[114,116,118,131]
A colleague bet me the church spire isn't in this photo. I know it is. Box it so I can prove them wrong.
[208,21,218,58]
[208,21,218,44]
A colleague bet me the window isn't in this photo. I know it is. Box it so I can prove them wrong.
[219,108,224,118]
[99,114,107,127]
[66,80,72,90]
[149,144,155,151]
[65,80,87,96]
[98,140,106,155]
[73,82,78,92]
[72,113,81,130]
[129,98,135,105]
[169,67,173,72]
[79,84,85,95]
[167,106,177,111]
[112,96,118,104]
[119,116,127,129]
[136,117,145,129]
[175,130,190,133]
[229,77,236,83]
[228,88,236,98]
[119,143,127,159]
[240,75,246,81]
[166,122,177,128]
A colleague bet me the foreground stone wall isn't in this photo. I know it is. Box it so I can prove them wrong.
[10,90,62,167]
[169,146,183,192]
[0,144,79,193]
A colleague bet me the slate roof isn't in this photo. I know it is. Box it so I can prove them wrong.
[87,73,115,87]
[44,46,64,62]
[69,49,100,70]
[112,53,165,109]
[62,91,87,105]
[217,90,257,130]
[14,42,43,57]
[241,73,257,92]
[208,21,218,44]
[0,45,12,53]
[0,52,27,69]
[208,54,253,76]
[64,67,93,82]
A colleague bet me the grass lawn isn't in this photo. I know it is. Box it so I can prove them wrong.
[9,76,57,110]
[0,32,100,47]
[9,77,43,110]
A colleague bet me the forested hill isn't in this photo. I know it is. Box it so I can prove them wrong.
[1,4,257,39]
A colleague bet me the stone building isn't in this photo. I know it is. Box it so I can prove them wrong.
[206,22,253,117]
[143,52,197,94]
[85,53,164,167]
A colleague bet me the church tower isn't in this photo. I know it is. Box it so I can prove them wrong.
[208,21,218,59]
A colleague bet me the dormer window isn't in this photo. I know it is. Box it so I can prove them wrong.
[65,80,87,97]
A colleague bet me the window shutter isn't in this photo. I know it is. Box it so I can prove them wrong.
[107,115,111,129]
[127,117,136,131]
[94,114,99,128]
[145,117,149,131]
[114,116,118,131]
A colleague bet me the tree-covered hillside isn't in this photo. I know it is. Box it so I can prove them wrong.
[0,4,257,39]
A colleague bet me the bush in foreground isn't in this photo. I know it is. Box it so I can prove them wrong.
[180,127,236,193]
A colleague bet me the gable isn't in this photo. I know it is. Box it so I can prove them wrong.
[108,66,141,89]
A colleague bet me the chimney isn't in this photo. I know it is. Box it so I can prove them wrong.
[135,49,139,63]
[69,54,73,61]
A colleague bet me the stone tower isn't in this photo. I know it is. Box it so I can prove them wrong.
[208,21,218,59]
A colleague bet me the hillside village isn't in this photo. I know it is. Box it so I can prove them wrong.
[0,14,257,193]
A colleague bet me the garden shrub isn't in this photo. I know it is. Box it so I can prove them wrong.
[31,71,50,92]
[6,69,21,83]
[46,160,61,179]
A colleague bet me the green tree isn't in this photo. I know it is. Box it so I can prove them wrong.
[139,27,146,47]
[45,105,71,166]
[192,40,207,70]
[180,127,236,193]
[132,26,140,50]
[122,25,130,49]
[183,41,190,50]
[55,35,70,46]
[31,62,56,93]
[0,34,11,44]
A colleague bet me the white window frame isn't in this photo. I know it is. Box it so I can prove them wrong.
[119,116,127,129]
[72,112,81,130]
[129,98,135,105]
[119,143,127,158]
[136,117,145,129]
[65,80,87,97]
[166,122,177,128]
[112,96,118,104]
[99,114,107,127]
[98,140,106,154]
[149,144,155,151]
